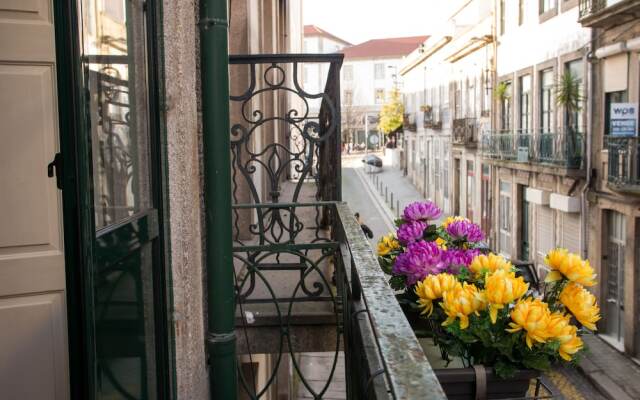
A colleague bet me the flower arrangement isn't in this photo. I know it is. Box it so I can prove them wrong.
[377,201,601,378]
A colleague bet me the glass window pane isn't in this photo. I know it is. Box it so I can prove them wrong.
[82,0,152,230]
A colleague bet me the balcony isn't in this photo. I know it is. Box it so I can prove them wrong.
[579,0,640,28]
[228,54,444,398]
[452,117,477,147]
[422,105,442,130]
[606,136,640,193]
[404,112,417,132]
[480,130,584,170]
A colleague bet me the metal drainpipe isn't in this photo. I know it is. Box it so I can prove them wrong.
[581,30,596,260]
[199,0,237,398]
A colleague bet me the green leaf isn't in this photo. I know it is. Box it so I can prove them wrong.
[494,360,518,379]
[389,275,406,291]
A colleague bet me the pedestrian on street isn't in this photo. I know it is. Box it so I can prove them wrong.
[354,212,374,239]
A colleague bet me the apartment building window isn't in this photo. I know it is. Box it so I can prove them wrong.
[500,81,513,131]
[303,65,310,84]
[604,91,628,136]
[540,69,554,133]
[343,65,353,81]
[375,89,385,104]
[540,0,557,13]
[374,63,385,80]
[455,81,462,118]
[481,70,491,116]
[344,90,353,105]
[519,75,531,133]
[499,181,512,257]
[500,0,506,35]
[469,77,477,118]
[565,60,584,131]
[519,0,525,25]
[443,143,450,206]
[466,161,475,221]
[481,165,492,238]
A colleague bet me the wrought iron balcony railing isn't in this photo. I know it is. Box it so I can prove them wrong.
[452,117,477,147]
[606,136,640,192]
[228,53,445,399]
[579,0,607,18]
[480,130,584,169]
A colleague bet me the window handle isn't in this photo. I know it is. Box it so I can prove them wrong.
[47,152,63,190]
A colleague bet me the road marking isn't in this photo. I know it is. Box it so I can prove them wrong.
[353,166,396,233]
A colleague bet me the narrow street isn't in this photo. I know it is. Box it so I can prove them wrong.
[341,153,607,400]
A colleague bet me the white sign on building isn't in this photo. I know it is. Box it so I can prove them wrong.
[610,102,638,136]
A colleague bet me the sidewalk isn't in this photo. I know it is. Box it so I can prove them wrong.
[578,334,640,400]
[356,153,435,221]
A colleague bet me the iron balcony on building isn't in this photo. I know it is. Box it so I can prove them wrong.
[422,105,443,130]
[480,130,584,169]
[605,136,640,193]
[452,117,477,147]
[579,0,640,28]
[228,53,445,399]
[404,112,417,132]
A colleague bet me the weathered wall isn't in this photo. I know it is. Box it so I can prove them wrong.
[162,0,209,398]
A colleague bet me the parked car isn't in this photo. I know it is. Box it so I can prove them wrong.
[362,154,383,168]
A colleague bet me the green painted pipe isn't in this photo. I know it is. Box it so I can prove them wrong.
[199,0,237,398]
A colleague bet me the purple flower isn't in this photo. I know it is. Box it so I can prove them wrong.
[397,221,427,245]
[402,201,442,222]
[393,241,446,285]
[443,248,481,273]
[445,220,484,243]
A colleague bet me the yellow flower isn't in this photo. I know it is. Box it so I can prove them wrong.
[469,253,513,277]
[377,233,400,256]
[545,311,584,360]
[485,269,529,323]
[415,273,460,316]
[559,328,584,361]
[442,216,469,228]
[559,282,601,330]
[507,298,552,348]
[435,237,448,250]
[544,248,596,287]
[441,283,486,329]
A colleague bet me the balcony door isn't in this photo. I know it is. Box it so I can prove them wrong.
[0,1,69,397]
[58,0,170,398]
[604,210,625,349]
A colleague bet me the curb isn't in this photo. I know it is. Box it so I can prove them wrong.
[353,167,396,232]
[577,359,634,400]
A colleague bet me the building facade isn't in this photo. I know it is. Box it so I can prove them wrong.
[400,0,494,220]
[579,0,640,356]
[341,36,427,149]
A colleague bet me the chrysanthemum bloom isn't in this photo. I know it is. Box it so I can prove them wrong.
[559,282,600,330]
[507,298,552,348]
[443,248,481,274]
[469,253,513,277]
[558,327,584,361]
[377,233,400,256]
[397,220,427,245]
[546,312,584,361]
[441,216,469,228]
[485,269,529,323]
[544,249,596,287]
[415,273,460,316]
[393,241,446,285]
[402,201,442,222]
[441,283,486,329]
[445,219,485,243]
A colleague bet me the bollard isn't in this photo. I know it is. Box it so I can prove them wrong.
[396,200,400,218]
[385,187,388,203]
[390,193,394,209]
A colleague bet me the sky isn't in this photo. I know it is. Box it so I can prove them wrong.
[303,0,453,45]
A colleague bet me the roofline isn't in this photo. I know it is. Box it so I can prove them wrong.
[399,36,452,76]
